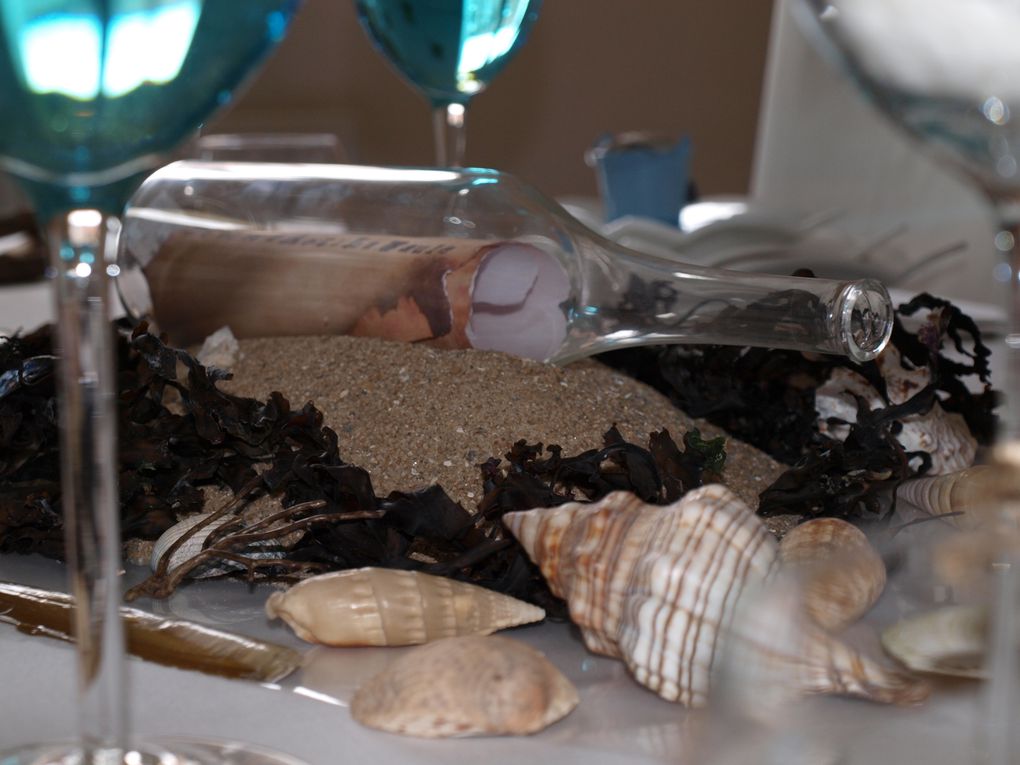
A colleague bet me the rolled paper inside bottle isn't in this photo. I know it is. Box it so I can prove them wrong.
[141,230,571,360]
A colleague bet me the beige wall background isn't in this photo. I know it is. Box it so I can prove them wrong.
[210,0,775,200]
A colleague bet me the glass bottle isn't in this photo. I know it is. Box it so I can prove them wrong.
[119,162,892,364]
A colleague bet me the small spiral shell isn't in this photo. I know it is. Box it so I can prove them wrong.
[150,512,287,578]
[896,465,995,529]
[265,567,545,646]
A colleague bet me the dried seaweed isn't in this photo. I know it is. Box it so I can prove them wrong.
[600,292,1000,522]
[0,325,723,609]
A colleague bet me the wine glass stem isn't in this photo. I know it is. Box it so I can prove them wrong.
[993,199,1020,444]
[432,102,467,167]
[48,210,127,761]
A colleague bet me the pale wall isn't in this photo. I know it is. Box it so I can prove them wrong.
[209,0,775,199]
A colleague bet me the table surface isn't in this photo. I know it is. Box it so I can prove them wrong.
[0,552,984,765]
[0,274,994,765]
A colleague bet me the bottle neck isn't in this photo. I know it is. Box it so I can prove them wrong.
[551,237,893,365]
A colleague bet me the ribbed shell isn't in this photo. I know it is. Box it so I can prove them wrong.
[504,485,778,706]
[264,567,545,646]
[505,486,928,707]
[779,518,886,631]
[896,465,994,529]
[351,635,578,737]
[150,512,286,578]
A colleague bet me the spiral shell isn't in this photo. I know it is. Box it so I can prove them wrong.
[150,512,287,578]
[265,567,545,646]
[351,635,578,737]
[779,518,886,631]
[896,465,995,529]
[505,486,927,707]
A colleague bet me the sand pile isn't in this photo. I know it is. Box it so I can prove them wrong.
[219,335,785,513]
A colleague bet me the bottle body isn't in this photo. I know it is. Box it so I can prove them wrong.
[120,162,891,364]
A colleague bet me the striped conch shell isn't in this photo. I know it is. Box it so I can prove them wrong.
[351,635,578,737]
[896,465,996,529]
[779,517,886,632]
[265,567,545,646]
[505,486,927,707]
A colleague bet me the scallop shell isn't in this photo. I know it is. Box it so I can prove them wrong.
[814,358,976,475]
[779,518,886,632]
[881,605,987,679]
[896,465,995,529]
[150,512,286,578]
[264,567,545,646]
[505,486,927,707]
[350,635,578,737]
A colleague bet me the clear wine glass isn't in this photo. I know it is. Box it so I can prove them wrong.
[354,0,542,166]
[0,2,306,764]
[792,1,1020,762]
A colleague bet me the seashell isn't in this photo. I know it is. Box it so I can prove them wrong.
[814,354,977,475]
[881,605,987,679]
[897,404,977,475]
[150,512,289,578]
[724,576,929,710]
[264,567,545,646]
[814,367,883,442]
[504,486,926,707]
[875,346,929,405]
[896,465,996,529]
[350,635,578,737]
[779,518,886,632]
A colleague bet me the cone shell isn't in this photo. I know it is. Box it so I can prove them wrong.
[505,486,928,707]
[896,465,996,529]
[264,567,545,646]
[779,518,886,631]
[350,635,578,738]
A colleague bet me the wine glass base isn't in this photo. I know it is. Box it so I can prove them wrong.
[0,737,308,765]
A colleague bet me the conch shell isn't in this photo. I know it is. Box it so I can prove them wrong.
[779,517,886,632]
[265,567,545,646]
[350,635,578,737]
[505,486,926,707]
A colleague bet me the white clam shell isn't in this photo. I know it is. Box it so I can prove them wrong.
[350,635,578,738]
[265,567,545,646]
[505,486,927,707]
[881,605,987,679]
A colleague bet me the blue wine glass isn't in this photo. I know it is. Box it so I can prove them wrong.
[355,0,541,166]
[0,2,305,764]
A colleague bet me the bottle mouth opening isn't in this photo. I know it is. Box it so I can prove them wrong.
[838,279,893,363]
